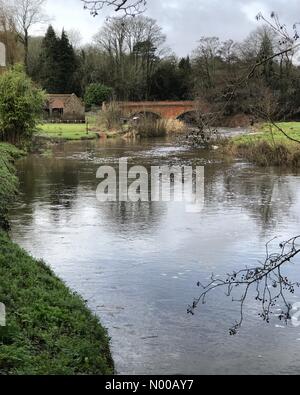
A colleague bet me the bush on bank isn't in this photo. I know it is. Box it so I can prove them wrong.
[84,83,113,109]
[0,65,45,144]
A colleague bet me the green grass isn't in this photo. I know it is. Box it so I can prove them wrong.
[0,143,23,229]
[0,232,114,375]
[0,143,114,374]
[232,122,300,147]
[85,114,98,126]
[36,124,97,141]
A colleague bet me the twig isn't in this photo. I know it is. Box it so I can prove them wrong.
[188,236,300,334]
[81,0,146,16]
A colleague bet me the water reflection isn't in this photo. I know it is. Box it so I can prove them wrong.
[205,165,298,234]
[9,137,300,375]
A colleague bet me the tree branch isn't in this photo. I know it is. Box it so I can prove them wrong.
[188,236,300,334]
[81,0,146,16]
[268,118,300,145]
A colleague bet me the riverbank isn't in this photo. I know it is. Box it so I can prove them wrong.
[0,144,23,229]
[0,143,114,375]
[225,122,300,167]
[36,112,187,142]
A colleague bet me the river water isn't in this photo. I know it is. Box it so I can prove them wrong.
[8,136,300,375]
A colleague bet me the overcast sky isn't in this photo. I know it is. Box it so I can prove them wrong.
[37,0,300,56]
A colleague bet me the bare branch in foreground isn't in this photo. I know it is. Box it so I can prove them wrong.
[246,44,300,80]
[256,12,299,46]
[81,0,146,16]
[188,236,300,335]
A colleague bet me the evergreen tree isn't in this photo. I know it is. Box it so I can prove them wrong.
[57,30,78,93]
[39,25,60,93]
[133,40,158,99]
[178,56,192,99]
[84,83,113,108]
[178,56,191,73]
[257,32,275,86]
[38,26,78,93]
[150,59,182,100]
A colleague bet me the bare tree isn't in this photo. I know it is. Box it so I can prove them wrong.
[93,15,166,99]
[12,0,48,70]
[94,15,165,58]
[66,29,83,50]
[192,37,221,91]
[82,0,146,17]
[189,13,300,149]
[0,0,22,65]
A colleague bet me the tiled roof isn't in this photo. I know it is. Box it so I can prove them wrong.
[46,93,83,109]
[50,99,65,109]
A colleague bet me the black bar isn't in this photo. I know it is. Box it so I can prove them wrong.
[0,376,201,392]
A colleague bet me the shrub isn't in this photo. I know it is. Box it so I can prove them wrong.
[84,83,113,108]
[97,102,123,130]
[292,151,300,167]
[0,65,45,144]
[165,119,186,134]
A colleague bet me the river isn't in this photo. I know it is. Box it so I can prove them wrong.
[8,136,300,375]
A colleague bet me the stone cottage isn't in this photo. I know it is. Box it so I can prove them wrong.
[44,93,85,122]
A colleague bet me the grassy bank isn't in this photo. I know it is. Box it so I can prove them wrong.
[0,143,23,229]
[0,143,114,374]
[0,232,113,375]
[36,123,97,141]
[225,122,300,167]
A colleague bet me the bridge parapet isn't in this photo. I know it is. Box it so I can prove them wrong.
[114,101,207,120]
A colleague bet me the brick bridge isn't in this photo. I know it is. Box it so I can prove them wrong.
[115,101,209,120]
